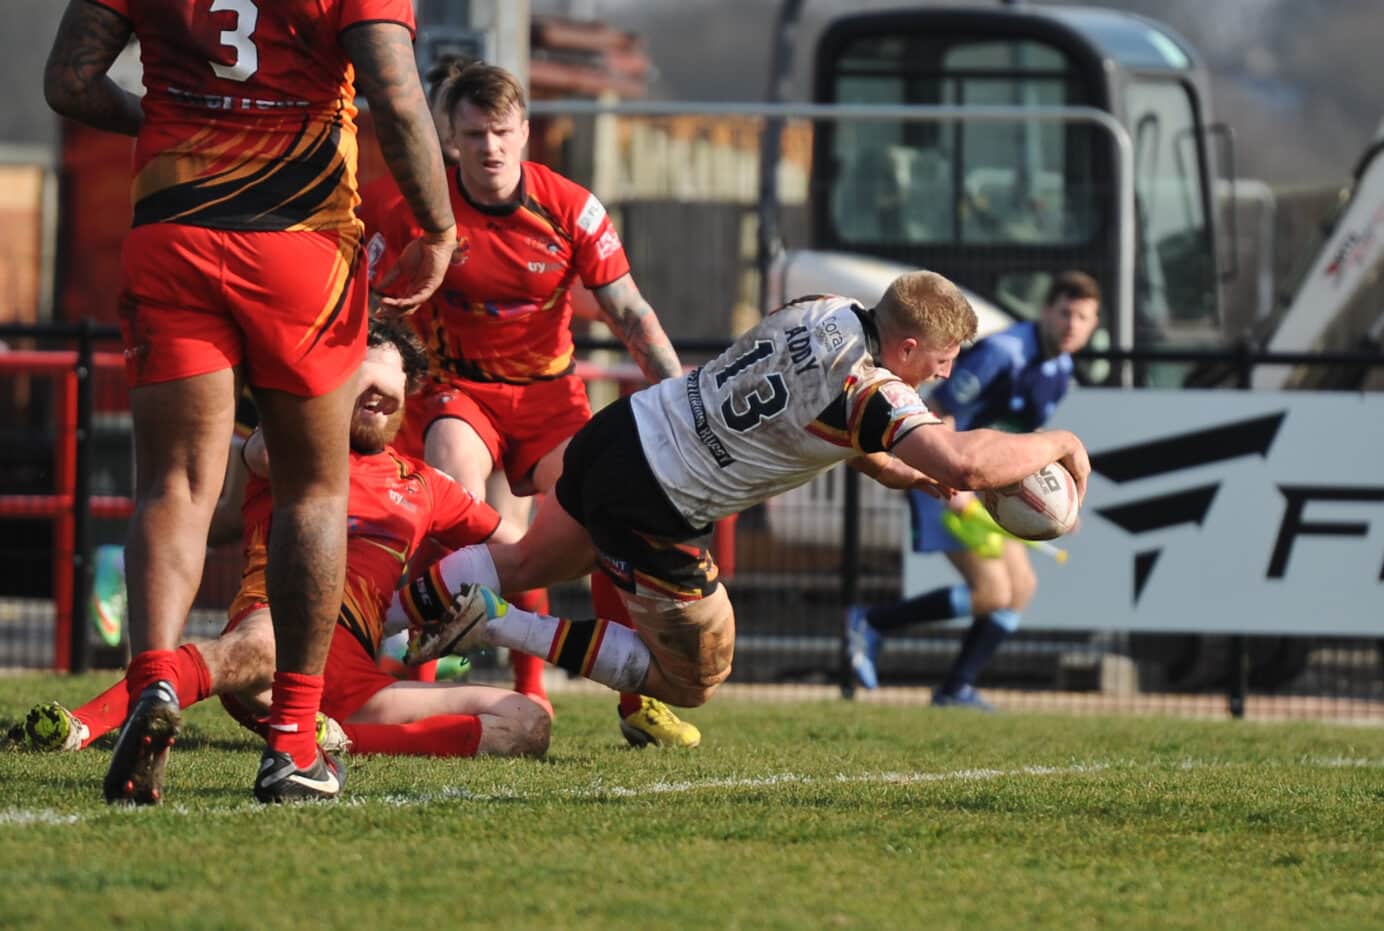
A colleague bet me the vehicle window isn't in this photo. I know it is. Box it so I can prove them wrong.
[829,36,1099,248]
[1125,78,1218,343]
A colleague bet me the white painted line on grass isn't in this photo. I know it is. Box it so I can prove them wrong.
[4,756,1382,827]
[0,808,82,825]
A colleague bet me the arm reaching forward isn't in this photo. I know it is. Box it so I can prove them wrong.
[891,423,1090,502]
[849,452,954,499]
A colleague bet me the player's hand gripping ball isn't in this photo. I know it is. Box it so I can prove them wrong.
[978,462,1080,541]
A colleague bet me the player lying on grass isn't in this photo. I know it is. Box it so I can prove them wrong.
[388,271,1091,710]
[9,321,548,796]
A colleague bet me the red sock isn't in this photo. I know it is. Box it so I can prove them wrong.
[71,647,209,749]
[71,679,130,747]
[125,649,178,700]
[340,714,481,757]
[171,644,213,708]
[407,660,438,682]
[507,588,549,698]
[592,573,644,718]
[266,671,323,769]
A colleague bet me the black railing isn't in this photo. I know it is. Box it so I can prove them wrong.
[2,320,1381,717]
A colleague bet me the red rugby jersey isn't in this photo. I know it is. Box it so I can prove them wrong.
[365,161,631,384]
[94,0,414,235]
[357,173,405,279]
[238,445,500,653]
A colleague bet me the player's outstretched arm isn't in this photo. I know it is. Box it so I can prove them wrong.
[44,1,142,136]
[893,425,1090,500]
[343,23,455,314]
[592,275,683,382]
[849,452,954,499]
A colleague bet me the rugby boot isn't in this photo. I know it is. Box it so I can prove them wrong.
[620,696,701,748]
[405,583,507,665]
[253,747,346,804]
[103,680,181,805]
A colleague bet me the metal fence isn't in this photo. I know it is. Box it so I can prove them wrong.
[3,103,1381,720]
[2,320,1381,722]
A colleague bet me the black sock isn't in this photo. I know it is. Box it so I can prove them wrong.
[551,617,603,679]
[866,584,969,632]
[939,612,1016,694]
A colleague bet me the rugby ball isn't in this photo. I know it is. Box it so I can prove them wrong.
[978,462,1079,541]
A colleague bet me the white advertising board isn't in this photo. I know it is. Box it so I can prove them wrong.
[902,389,1384,636]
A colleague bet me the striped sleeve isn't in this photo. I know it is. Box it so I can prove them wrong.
[846,373,940,454]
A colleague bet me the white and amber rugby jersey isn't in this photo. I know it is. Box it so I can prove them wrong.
[630,294,942,527]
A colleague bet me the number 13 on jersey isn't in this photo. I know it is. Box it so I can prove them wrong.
[711,339,791,433]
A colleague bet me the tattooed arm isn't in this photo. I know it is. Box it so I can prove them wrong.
[343,23,455,313]
[592,274,683,382]
[44,1,141,136]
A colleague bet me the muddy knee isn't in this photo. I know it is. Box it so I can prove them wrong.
[657,650,731,707]
[652,613,734,707]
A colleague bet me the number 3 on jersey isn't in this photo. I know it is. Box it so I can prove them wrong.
[209,0,259,82]
[713,339,790,432]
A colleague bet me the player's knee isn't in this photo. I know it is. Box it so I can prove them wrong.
[511,698,552,757]
[1009,569,1037,610]
[485,699,551,758]
[660,653,732,708]
[969,580,1012,616]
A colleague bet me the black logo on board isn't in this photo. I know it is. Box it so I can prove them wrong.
[1089,412,1285,603]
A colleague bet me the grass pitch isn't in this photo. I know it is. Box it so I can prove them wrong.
[2,673,1382,930]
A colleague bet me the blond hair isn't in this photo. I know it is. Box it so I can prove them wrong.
[875,271,977,347]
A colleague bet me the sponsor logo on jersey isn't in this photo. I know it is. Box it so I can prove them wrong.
[597,553,634,584]
[524,236,561,254]
[576,193,607,234]
[814,316,846,351]
[388,488,419,513]
[879,380,929,416]
[686,370,736,467]
[167,85,311,111]
[595,228,622,260]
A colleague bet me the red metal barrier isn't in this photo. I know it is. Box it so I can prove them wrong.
[0,350,131,670]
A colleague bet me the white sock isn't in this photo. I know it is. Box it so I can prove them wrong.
[383,544,503,636]
[487,608,650,694]
[435,544,502,592]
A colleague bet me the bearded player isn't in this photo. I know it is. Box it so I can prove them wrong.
[44,0,456,804]
[363,60,700,747]
[13,320,548,773]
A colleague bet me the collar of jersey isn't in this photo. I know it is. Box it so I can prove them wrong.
[454,165,527,217]
[850,303,883,366]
